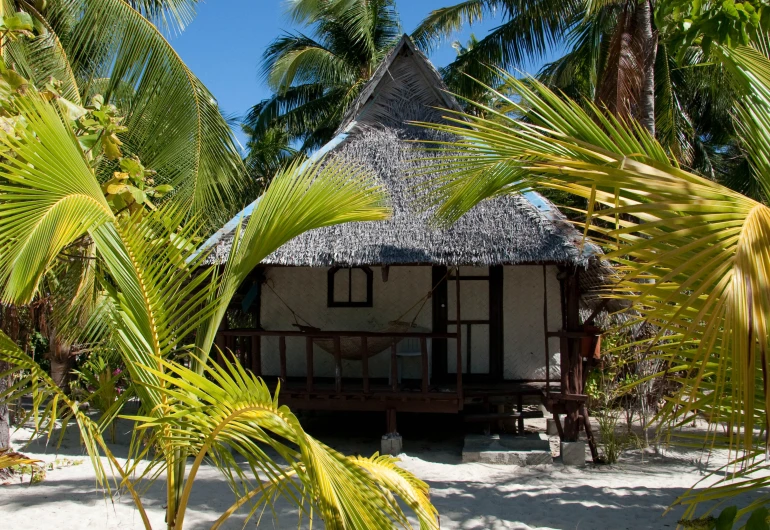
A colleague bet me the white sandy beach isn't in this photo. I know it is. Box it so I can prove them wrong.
[1,414,761,530]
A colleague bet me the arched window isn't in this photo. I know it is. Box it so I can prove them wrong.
[327,266,373,307]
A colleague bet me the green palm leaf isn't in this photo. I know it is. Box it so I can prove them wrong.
[48,0,245,220]
[417,46,770,516]
[194,156,391,367]
[0,92,113,304]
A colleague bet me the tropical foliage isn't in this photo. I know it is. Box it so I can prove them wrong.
[0,0,249,390]
[0,2,440,528]
[416,41,770,523]
[0,80,437,528]
[413,0,770,198]
[244,0,402,155]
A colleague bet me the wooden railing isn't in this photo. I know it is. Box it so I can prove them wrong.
[216,329,462,401]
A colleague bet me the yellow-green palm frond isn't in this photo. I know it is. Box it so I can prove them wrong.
[46,0,245,221]
[0,91,114,304]
[89,206,219,413]
[194,156,391,367]
[418,46,770,515]
[0,330,150,526]
[130,354,439,529]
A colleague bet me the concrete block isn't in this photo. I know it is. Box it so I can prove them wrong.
[561,441,587,466]
[546,418,560,436]
[381,433,402,456]
[462,434,553,465]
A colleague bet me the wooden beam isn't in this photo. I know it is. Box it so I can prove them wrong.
[391,341,398,392]
[420,336,428,394]
[305,337,314,393]
[455,267,463,405]
[542,265,550,398]
[279,336,287,381]
[361,336,369,394]
[251,335,262,377]
[333,336,342,393]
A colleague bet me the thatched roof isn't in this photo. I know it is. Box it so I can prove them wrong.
[203,35,611,288]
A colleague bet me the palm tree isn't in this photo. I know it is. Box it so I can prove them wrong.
[0,0,246,398]
[244,0,401,153]
[416,36,770,523]
[412,0,658,130]
[0,76,439,528]
[414,0,770,200]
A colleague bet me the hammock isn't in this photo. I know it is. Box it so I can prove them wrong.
[265,269,450,360]
[313,321,429,360]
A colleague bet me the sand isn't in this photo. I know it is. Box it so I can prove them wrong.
[1,415,763,530]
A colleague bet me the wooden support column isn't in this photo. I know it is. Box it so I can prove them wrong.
[420,336,429,394]
[251,335,262,377]
[386,408,397,434]
[391,341,398,392]
[279,336,287,381]
[562,269,582,442]
[333,336,342,393]
[455,268,463,405]
[361,337,370,394]
[306,337,314,393]
[542,265,550,397]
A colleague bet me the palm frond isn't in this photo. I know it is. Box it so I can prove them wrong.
[0,91,113,304]
[411,0,490,52]
[194,156,391,367]
[418,49,770,515]
[48,0,245,220]
[132,353,439,529]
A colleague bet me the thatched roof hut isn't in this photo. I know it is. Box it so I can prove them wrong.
[204,35,610,294]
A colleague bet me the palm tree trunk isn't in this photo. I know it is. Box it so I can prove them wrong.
[0,362,10,451]
[48,331,73,390]
[635,0,657,135]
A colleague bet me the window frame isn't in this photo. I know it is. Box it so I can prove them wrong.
[327,266,374,308]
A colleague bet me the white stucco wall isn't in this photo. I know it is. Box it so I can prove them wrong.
[259,266,432,378]
[257,264,562,381]
[502,265,562,380]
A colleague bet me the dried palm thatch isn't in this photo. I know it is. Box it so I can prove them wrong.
[204,35,612,298]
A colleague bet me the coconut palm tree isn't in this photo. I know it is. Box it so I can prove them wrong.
[244,0,401,153]
[415,35,770,522]
[414,0,770,206]
[0,72,438,528]
[0,0,247,400]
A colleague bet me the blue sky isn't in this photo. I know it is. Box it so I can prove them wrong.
[170,1,554,146]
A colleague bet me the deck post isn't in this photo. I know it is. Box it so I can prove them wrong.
[455,268,463,405]
[386,408,397,434]
[562,270,582,441]
[251,335,262,377]
[391,340,398,392]
[333,336,342,393]
[361,337,370,394]
[279,336,287,381]
[420,336,428,394]
[542,265,550,397]
[306,337,314,393]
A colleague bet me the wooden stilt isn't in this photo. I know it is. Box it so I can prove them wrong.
[552,412,565,439]
[333,336,342,393]
[251,335,262,377]
[279,336,287,381]
[361,336,369,394]
[580,404,600,462]
[386,408,397,434]
[306,337,314,393]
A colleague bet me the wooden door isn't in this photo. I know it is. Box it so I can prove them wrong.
[432,266,504,383]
